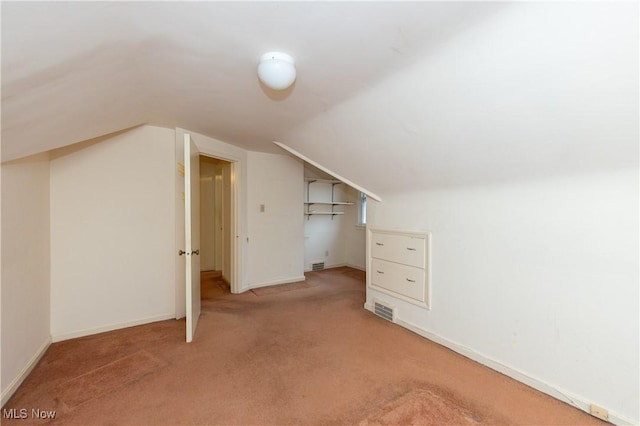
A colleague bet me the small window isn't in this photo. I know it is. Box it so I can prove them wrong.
[358,192,367,227]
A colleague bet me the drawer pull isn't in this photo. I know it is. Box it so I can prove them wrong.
[376,242,384,246]
[377,270,385,274]
[406,278,416,283]
[406,247,416,251]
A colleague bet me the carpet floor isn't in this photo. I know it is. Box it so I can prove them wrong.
[3,267,604,425]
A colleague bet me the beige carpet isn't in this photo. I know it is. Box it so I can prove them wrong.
[57,350,166,408]
[2,267,605,425]
[359,387,498,425]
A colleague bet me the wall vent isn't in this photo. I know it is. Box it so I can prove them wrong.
[374,300,394,322]
[311,262,325,271]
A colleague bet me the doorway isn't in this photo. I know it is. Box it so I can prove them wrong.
[175,131,242,342]
[200,155,233,299]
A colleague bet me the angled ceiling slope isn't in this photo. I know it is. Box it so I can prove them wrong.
[279,2,639,194]
[3,3,636,196]
[274,141,381,202]
[1,1,492,162]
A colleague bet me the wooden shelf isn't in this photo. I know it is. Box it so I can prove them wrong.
[304,202,354,206]
[304,179,350,220]
[304,212,345,216]
[304,178,342,184]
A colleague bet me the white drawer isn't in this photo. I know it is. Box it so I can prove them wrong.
[370,232,426,268]
[370,258,425,302]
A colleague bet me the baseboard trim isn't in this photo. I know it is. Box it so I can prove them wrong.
[52,313,175,343]
[304,263,366,272]
[1,336,51,407]
[344,263,366,272]
[363,304,634,426]
[246,275,306,291]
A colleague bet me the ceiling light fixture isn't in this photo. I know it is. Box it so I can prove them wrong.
[257,52,296,91]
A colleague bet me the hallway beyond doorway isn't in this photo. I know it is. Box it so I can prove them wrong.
[201,270,230,301]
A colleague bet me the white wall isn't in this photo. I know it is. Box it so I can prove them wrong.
[50,126,176,340]
[247,152,304,287]
[367,169,639,424]
[303,182,365,271]
[1,154,51,405]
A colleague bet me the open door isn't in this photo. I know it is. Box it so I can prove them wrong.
[184,133,201,342]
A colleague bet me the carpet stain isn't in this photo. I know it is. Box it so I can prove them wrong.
[57,350,166,408]
[359,388,491,425]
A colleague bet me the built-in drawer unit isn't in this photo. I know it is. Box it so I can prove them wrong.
[367,228,431,309]
[370,258,425,302]
[370,232,426,268]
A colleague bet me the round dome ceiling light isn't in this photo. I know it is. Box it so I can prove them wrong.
[257,52,296,91]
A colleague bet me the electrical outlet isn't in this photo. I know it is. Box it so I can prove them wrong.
[589,404,608,421]
[325,250,329,257]
[260,204,265,213]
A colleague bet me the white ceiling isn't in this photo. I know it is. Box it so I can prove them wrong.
[2,2,637,194]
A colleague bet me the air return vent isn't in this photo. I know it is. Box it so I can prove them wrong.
[374,300,394,322]
[311,262,325,271]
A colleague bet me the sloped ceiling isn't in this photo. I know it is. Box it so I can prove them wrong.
[2,2,638,194]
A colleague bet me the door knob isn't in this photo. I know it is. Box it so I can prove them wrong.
[178,250,186,256]
[191,249,200,255]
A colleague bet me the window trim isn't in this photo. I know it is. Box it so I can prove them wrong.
[357,192,367,228]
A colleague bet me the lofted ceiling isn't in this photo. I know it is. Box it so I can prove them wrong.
[2,2,638,194]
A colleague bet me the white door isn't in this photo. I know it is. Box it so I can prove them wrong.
[184,133,201,343]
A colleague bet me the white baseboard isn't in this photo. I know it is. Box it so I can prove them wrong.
[1,336,51,407]
[345,263,366,272]
[363,303,634,426]
[52,313,175,343]
[304,263,366,272]
[246,275,306,291]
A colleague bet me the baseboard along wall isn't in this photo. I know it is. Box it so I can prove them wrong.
[363,303,634,426]
[51,313,176,343]
[1,336,51,407]
[304,263,366,273]
[244,275,306,292]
